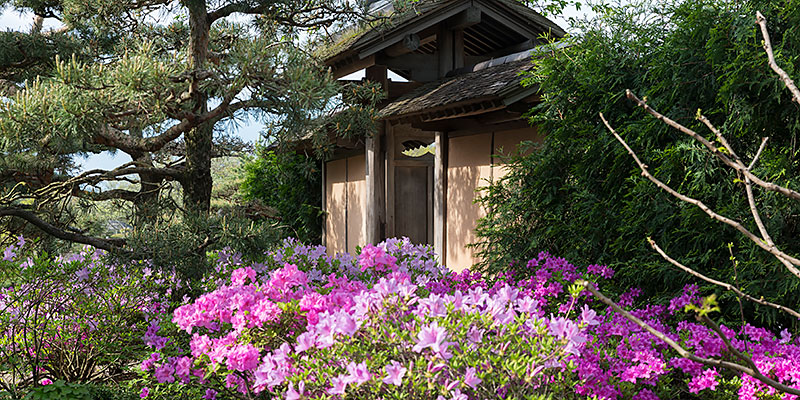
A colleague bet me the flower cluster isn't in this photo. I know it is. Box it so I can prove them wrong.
[140,240,800,400]
[144,240,588,399]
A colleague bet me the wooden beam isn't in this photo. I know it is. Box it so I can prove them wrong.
[433,131,447,264]
[332,54,376,79]
[448,6,481,30]
[449,120,530,137]
[387,81,425,100]
[384,34,420,57]
[377,53,434,71]
[365,64,388,93]
[438,25,454,77]
[358,2,471,58]
[476,2,541,41]
[484,39,536,58]
[475,109,524,124]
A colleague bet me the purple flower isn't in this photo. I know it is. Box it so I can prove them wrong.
[2,246,15,262]
[39,378,53,386]
[139,387,149,398]
[203,389,217,400]
[154,362,175,383]
[464,366,482,388]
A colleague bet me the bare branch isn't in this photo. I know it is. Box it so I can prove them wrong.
[757,11,800,104]
[625,90,800,202]
[697,113,740,163]
[580,281,800,397]
[647,238,800,319]
[599,112,800,279]
[749,137,769,171]
[0,208,126,252]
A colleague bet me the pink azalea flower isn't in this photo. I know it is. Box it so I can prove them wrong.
[327,375,348,395]
[580,304,600,326]
[383,360,407,386]
[285,382,304,400]
[412,321,452,358]
[346,361,372,385]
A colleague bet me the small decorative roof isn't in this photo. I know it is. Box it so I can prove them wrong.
[376,42,568,121]
[378,58,533,121]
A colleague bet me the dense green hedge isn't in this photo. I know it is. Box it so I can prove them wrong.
[240,149,323,244]
[474,0,800,327]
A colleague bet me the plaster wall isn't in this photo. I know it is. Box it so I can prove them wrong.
[346,156,367,254]
[446,133,492,271]
[324,156,366,256]
[491,127,542,180]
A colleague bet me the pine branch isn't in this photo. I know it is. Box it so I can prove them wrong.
[0,208,127,252]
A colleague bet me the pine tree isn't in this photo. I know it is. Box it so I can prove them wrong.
[0,0,372,252]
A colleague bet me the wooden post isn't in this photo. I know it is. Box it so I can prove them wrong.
[321,161,327,247]
[386,124,396,238]
[365,128,383,244]
[365,66,388,245]
[438,25,453,78]
[454,29,465,70]
[433,131,447,264]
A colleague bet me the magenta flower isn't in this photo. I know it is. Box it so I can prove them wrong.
[39,378,53,386]
[383,360,407,386]
[154,362,175,383]
[139,387,149,398]
[688,368,719,393]
[203,389,217,400]
[226,344,260,371]
[358,244,397,272]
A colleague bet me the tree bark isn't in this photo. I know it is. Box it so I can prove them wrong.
[183,0,213,214]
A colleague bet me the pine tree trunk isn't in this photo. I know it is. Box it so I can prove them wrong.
[183,0,213,214]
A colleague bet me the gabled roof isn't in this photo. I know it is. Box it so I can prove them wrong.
[320,0,566,66]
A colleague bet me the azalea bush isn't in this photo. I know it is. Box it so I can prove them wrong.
[141,239,594,399]
[0,237,179,399]
[142,239,800,399]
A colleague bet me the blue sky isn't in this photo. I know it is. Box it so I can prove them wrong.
[0,4,587,172]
